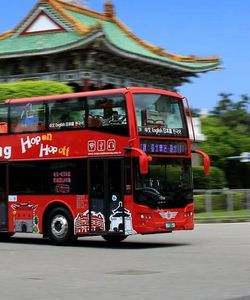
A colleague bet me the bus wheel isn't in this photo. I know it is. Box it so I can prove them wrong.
[0,232,14,241]
[47,207,76,245]
[102,235,127,244]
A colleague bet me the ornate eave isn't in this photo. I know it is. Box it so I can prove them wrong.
[112,16,219,65]
[100,38,219,73]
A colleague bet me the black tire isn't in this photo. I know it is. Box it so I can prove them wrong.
[47,207,76,245]
[102,235,127,244]
[0,232,14,241]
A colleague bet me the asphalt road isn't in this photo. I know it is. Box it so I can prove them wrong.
[0,223,250,300]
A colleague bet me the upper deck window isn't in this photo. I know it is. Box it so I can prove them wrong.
[10,102,46,133]
[87,94,128,136]
[4,93,128,136]
[48,98,85,130]
[133,93,188,137]
[0,104,8,134]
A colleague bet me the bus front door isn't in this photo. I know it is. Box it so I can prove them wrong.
[89,158,125,234]
[0,164,8,231]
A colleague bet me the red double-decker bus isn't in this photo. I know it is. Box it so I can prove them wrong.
[0,87,209,245]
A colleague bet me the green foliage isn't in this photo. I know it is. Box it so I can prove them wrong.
[201,117,250,164]
[194,195,206,213]
[195,209,250,222]
[0,80,73,101]
[197,93,250,188]
[210,93,250,135]
[232,192,246,210]
[193,166,227,189]
[194,192,246,213]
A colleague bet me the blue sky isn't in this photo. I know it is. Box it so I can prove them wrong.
[0,0,249,111]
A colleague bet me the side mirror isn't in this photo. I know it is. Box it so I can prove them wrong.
[193,149,210,176]
[139,152,152,174]
[124,147,152,175]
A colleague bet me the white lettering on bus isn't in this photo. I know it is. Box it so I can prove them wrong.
[39,145,69,157]
[20,134,69,158]
[0,146,12,159]
[21,136,41,153]
[39,144,58,157]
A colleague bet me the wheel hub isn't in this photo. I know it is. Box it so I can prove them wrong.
[51,215,68,239]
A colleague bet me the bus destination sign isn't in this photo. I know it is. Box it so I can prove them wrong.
[140,140,187,155]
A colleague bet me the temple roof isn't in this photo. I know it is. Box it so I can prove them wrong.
[0,0,221,72]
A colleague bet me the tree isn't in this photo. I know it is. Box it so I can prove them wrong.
[211,93,250,134]
[212,93,233,115]
[199,93,250,188]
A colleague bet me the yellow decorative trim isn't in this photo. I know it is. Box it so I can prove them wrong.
[43,0,107,35]
[0,0,103,38]
[104,0,115,18]
[4,1,42,36]
[46,0,87,34]
[113,17,220,63]
[0,31,14,40]
[55,0,111,21]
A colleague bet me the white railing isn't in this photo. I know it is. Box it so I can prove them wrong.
[193,189,250,222]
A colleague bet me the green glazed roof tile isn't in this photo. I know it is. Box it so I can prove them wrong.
[0,32,82,55]
[65,9,220,70]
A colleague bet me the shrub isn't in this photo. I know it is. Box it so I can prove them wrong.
[230,192,246,210]
[0,80,73,101]
[193,166,227,189]
[194,195,206,213]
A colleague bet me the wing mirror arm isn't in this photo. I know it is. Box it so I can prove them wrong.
[192,149,210,176]
[124,147,152,175]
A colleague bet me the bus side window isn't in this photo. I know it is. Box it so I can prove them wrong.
[0,104,8,134]
[87,95,127,127]
[87,97,105,127]
[48,98,85,130]
[0,122,8,133]
[10,103,46,133]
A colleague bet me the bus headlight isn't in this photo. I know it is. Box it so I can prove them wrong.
[140,213,152,219]
[184,211,193,217]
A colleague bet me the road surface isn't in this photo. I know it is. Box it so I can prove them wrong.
[0,223,249,300]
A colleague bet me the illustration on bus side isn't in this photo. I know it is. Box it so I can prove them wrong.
[11,203,39,233]
[109,202,136,235]
[74,203,136,235]
[74,210,105,234]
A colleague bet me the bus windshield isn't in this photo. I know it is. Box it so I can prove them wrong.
[134,158,193,209]
[133,93,187,137]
